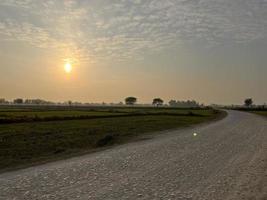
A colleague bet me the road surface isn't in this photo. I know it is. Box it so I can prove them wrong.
[0,110,267,200]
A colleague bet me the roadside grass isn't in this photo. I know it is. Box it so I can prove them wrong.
[0,107,223,171]
[230,107,267,118]
[251,111,267,117]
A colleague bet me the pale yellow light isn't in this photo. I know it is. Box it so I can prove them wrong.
[64,63,72,73]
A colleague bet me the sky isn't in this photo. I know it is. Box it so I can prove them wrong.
[0,0,266,105]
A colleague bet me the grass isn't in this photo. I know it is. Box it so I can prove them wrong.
[0,106,224,172]
[230,107,267,118]
[0,107,214,124]
[251,111,267,117]
[0,110,127,124]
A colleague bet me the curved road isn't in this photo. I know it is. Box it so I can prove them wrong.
[0,110,267,200]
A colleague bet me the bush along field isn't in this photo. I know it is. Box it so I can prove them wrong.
[0,106,224,171]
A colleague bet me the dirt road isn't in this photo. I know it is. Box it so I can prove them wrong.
[0,110,266,199]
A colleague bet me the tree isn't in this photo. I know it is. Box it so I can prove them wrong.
[13,98,23,104]
[0,98,6,104]
[244,98,253,107]
[152,98,164,106]
[125,97,137,105]
[169,99,200,107]
[169,100,177,107]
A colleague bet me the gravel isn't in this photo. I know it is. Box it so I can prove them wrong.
[0,110,266,200]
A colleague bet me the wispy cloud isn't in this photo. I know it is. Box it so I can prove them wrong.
[0,0,266,62]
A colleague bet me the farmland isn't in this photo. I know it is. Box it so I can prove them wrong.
[251,111,267,117]
[0,106,224,171]
[230,107,267,118]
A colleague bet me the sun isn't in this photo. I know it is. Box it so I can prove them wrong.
[64,62,72,73]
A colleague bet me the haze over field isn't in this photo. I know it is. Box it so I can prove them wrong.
[0,0,266,104]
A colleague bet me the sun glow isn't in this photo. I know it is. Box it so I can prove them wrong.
[64,63,72,73]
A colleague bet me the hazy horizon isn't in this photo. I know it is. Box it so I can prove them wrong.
[1,0,267,105]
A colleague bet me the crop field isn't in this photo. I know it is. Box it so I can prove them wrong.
[0,106,223,171]
[251,111,267,117]
[231,107,267,118]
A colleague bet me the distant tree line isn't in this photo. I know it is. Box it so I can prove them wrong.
[0,98,56,105]
[1,97,265,109]
[0,98,9,104]
[1,97,199,107]
[20,99,55,105]
[124,97,205,107]
[13,98,24,104]
[219,98,266,110]
[168,100,201,108]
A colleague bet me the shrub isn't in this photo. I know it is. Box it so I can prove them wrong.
[96,135,114,147]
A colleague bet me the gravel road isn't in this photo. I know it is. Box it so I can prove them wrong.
[0,110,267,200]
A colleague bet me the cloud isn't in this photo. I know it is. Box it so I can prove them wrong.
[0,0,266,62]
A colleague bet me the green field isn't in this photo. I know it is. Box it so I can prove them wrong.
[230,108,267,118]
[0,110,125,123]
[0,106,224,171]
[251,111,267,117]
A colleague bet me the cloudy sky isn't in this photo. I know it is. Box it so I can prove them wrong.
[0,0,266,104]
